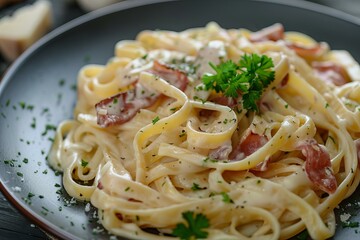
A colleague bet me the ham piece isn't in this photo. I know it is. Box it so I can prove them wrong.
[96,61,189,127]
[298,139,337,194]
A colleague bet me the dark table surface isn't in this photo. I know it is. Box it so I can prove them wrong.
[0,0,360,239]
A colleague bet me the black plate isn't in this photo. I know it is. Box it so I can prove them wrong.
[1,0,360,239]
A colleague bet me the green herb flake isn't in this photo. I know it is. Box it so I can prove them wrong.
[41,108,49,115]
[191,183,203,191]
[59,79,66,86]
[42,124,56,136]
[221,192,234,204]
[342,221,359,228]
[16,172,23,177]
[70,84,77,91]
[19,102,26,109]
[81,159,89,167]
[4,159,16,167]
[172,211,209,240]
[152,116,160,125]
[30,118,36,129]
[28,192,35,198]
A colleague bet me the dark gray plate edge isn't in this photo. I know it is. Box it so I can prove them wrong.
[258,0,360,26]
[0,0,359,239]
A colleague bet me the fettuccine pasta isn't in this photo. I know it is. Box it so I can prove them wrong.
[49,22,360,240]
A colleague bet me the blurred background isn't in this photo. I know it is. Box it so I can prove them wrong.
[0,0,359,239]
[0,0,359,76]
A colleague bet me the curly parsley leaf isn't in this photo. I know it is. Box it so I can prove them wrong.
[172,211,210,240]
[202,53,275,111]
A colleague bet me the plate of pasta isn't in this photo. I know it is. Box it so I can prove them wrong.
[1,0,360,239]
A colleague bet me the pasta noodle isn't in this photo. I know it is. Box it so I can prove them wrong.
[49,22,360,240]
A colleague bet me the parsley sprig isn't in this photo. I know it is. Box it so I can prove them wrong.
[202,53,275,111]
[172,211,210,240]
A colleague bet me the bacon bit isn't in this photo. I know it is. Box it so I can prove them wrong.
[299,139,337,194]
[150,60,189,91]
[285,42,327,60]
[97,182,103,189]
[312,61,349,86]
[95,61,189,127]
[249,23,285,42]
[95,83,159,127]
[229,131,268,161]
[115,213,123,221]
[355,139,360,169]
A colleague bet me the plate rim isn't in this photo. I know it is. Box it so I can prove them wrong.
[1,0,360,239]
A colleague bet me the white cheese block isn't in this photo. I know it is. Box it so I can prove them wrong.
[0,0,52,61]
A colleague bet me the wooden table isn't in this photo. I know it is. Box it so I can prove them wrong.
[0,0,359,239]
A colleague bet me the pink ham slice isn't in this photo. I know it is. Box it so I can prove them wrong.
[96,83,159,127]
[229,131,268,161]
[249,24,327,60]
[96,61,189,127]
[249,23,285,42]
[285,42,327,60]
[312,61,349,86]
[150,60,188,91]
[228,131,269,171]
[298,139,337,194]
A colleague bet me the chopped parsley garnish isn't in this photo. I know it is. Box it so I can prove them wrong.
[30,117,36,129]
[28,192,35,198]
[19,101,26,109]
[59,79,66,86]
[202,53,275,111]
[81,159,89,167]
[221,192,234,204]
[152,116,160,125]
[191,183,202,191]
[342,221,359,228]
[41,124,56,136]
[172,211,210,240]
